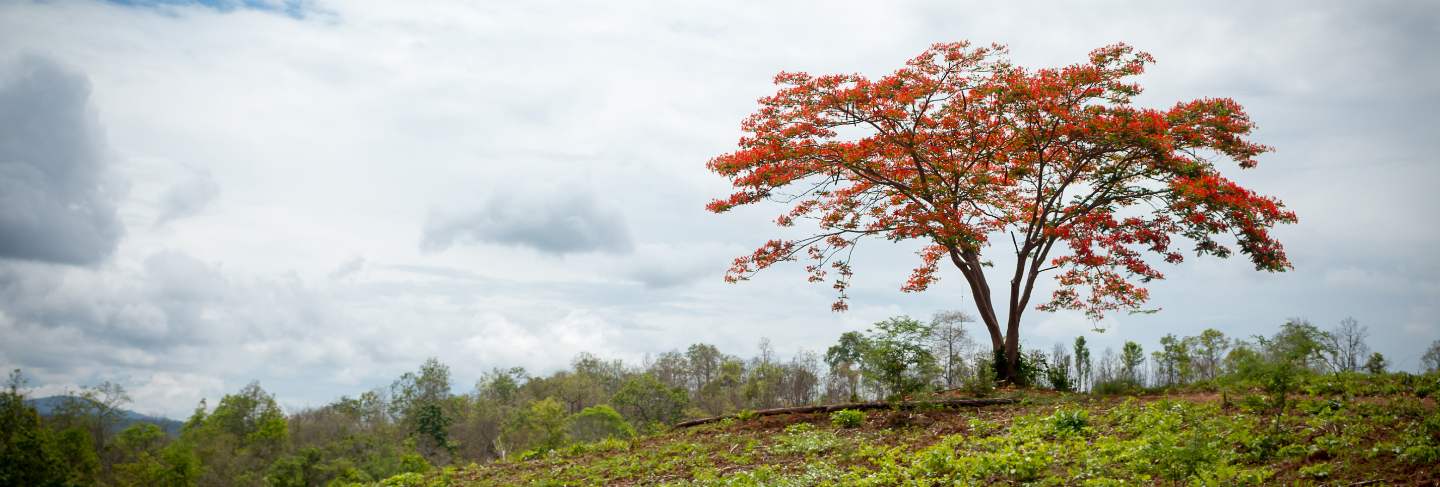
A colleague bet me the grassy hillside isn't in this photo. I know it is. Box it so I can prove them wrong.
[391,374,1439,486]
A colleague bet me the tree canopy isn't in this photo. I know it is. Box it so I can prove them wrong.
[706,41,1295,382]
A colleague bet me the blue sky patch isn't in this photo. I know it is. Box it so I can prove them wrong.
[103,0,315,19]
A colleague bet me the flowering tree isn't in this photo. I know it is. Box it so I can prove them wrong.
[705,42,1296,383]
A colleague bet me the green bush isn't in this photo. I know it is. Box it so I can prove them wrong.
[612,374,689,427]
[561,437,629,457]
[993,347,1043,386]
[568,405,635,443]
[1044,357,1074,392]
[501,398,569,454]
[1091,377,1142,395]
[398,452,430,474]
[829,409,866,428]
[378,471,426,487]
[1415,373,1440,398]
[769,423,844,456]
[963,357,995,397]
[1422,410,1440,444]
[1049,409,1087,435]
[849,317,943,400]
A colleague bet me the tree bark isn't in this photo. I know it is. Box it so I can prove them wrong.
[946,232,1058,386]
[948,247,1028,385]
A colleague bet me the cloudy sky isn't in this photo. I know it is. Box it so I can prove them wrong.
[1,0,1436,417]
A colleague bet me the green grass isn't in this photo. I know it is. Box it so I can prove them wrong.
[372,373,1440,486]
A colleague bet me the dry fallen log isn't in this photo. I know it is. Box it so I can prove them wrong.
[673,397,1018,428]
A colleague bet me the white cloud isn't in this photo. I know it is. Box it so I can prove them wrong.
[462,311,629,373]
[155,164,219,225]
[128,371,227,418]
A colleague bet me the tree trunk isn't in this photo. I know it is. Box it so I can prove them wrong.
[948,247,1036,386]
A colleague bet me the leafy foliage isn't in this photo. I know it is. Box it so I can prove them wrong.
[829,409,865,429]
[768,423,843,456]
[6,319,1434,486]
[1,370,73,486]
[389,358,454,462]
[501,397,568,456]
[1366,352,1389,374]
[1049,408,1088,435]
[706,41,1295,383]
[451,372,1438,486]
[612,374,689,432]
[1424,340,1440,373]
[823,316,948,400]
[567,405,634,443]
[961,357,996,398]
[858,317,941,400]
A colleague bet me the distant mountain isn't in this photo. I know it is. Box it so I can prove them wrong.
[26,395,184,436]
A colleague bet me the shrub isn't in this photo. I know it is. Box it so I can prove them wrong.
[1091,378,1141,396]
[857,317,942,400]
[1364,352,1388,374]
[770,423,844,456]
[1297,462,1332,480]
[561,437,628,457]
[1044,362,1073,392]
[1423,409,1440,443]
[378,472,425,487]
[1415,373,1440,398]
[1237,394,1268,412]
[500,398,568,454]
[829,409,865,428]
[398,453,429,474]
[1049,409,1087,435]
[963,357,995,397]
[612,374,689,427]
[567,405,635,443]
[994,347,1044,386]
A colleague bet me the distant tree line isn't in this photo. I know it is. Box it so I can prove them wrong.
[4,314,1439,486]
[1084,317,1397,394]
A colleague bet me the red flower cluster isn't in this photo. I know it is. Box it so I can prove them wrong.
[706,41,1294,347]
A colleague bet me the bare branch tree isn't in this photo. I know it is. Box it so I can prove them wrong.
[929,310,976,389]
[1322,317,1369,373]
